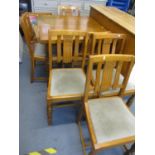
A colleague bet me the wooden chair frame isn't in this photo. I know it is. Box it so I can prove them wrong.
[47,30,89,125]
[20,12,52,82]
[58,5,80,16]
[77,54,135,155]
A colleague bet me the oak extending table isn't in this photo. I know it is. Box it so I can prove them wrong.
[33,15,107,43]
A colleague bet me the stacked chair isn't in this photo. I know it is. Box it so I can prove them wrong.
[46,30,135,154]
[20,12,52,82]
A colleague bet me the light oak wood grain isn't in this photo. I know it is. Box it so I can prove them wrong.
[90,5,135,35]
[33,16,106,43]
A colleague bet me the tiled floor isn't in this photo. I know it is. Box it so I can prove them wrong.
[19,42,135,155]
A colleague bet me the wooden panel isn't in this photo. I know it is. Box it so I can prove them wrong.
[90,5,135,34]
[90,6,135,56]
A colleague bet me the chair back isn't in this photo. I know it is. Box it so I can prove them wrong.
[20,13,35,42]
[84,54,135,101]
[58,5,80,16]
[48,30,89,70]
[27,12,53,39]
[21,12,52,41]
[91,32,126,55]
[26,12,53,40]
[20,12,34,59]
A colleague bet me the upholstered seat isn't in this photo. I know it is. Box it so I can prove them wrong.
[88,97,135,144]
[92,68,135,95]
[34,43,47,58]
[50,68,86,96]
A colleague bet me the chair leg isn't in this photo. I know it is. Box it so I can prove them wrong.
[47,100,52,125]
[46,62,49,87]
[77,105,84,123]
[30,60,35,83]
[126,94,135,107]
[30,60,48,82]
[88,150,96,155]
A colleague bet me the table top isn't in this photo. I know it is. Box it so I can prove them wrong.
[33,15,106,42]
[91,5,135,35]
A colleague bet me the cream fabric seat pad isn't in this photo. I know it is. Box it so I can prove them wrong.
[92,68,135,94]
[50,68,86,96]
[88,97,135,144]
[34,43,47,57]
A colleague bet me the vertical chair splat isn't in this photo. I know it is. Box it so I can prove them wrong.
[113,61,123,89]
[57,35,62,63]
[100,61,116,92]
[102,39,113,54]
[63,35,73,63]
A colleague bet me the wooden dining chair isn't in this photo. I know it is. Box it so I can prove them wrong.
[20,12,51,82]
[47,30,89,125]
[78,54,135,155]
[90,32,135,105]
[58,5,80,16]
